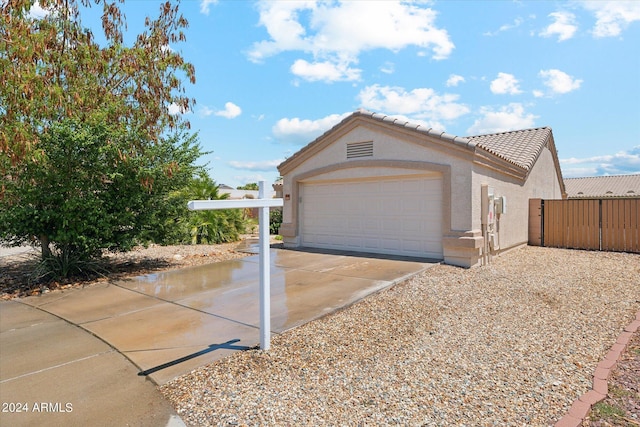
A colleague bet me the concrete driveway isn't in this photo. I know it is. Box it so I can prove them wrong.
[0,247,435,426]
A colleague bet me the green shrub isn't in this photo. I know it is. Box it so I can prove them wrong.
[270,209,283,235]
[180,174,246,245]
[0,118,203,280]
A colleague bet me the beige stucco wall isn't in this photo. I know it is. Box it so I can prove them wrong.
[279,121,563,268]
[279,125,475,238]
[470,146,563,252]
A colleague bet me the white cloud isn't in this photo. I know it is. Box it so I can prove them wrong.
[538,69,582,95]
[228,159,284,171]
[539,11,577,41]
[215,102,242,119]
[490,72,522,95]
[483,17,524,36]
[200,0,218,16]
[167,103,182,115]
[560,146,640,177]
[249,1,454,82]
[446,74,465,87]
[290,59,361,82]
[380,62,395,75]
[27,1,50,19]
[580,1,640,38]
[466,103,538,135]
[273,112,350,144]
[199,106,216,117]
[357,84,470,128]
[232,174,269,186]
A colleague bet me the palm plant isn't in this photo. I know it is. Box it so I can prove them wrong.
[185,174,245,244]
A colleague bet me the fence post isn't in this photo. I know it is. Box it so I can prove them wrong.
[599,199,603,251]
[528,198,543,246]
[541,199,545,247]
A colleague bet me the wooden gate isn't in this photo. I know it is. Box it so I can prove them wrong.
[529,198,640,253]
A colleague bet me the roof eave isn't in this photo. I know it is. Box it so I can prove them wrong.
[278,109,476,175]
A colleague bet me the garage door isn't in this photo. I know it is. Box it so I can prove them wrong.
[301,175,443,258]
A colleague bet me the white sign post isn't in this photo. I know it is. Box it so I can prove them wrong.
[187,181,283,350]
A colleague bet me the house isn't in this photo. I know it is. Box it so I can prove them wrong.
[219,188,260,199]
[565,174,640,199]
[277,109,565,268]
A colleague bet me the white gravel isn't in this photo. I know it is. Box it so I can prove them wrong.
[160,246,640,426]
[0,245,37,258]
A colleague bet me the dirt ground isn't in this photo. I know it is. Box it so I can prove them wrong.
[583,331,640,426]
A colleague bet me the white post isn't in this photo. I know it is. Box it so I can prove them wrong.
[258,181,271,350]
[187,181,282,351]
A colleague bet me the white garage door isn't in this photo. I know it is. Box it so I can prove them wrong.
[301,175,443,258]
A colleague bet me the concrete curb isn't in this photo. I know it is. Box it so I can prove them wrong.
[555,310,640,427]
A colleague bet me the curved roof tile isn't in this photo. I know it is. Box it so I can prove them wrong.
[466,127,552,171]
[279,110,555,175]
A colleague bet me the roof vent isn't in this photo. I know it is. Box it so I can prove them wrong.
[347,141,373,159]
[627,190,635,194]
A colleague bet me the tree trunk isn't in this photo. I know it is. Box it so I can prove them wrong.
[39,234,51,259]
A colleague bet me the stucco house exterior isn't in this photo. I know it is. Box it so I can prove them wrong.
[277,109,565,268]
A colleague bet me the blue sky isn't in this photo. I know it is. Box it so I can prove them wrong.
[33,0,640,187]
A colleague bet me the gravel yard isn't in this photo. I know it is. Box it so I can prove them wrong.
[160,246,640,426]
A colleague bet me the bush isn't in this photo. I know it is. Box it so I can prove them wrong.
[0,118,203,280]
[179,174,247,245]
[270,209,283,235]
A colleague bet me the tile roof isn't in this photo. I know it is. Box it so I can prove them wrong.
[564,174,640,198]
[352,109,477,150]
[351,110,553,172]
[466,127,553,171]
[278,110,562,186]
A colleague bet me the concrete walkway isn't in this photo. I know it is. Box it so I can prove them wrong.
[0,248,435,426]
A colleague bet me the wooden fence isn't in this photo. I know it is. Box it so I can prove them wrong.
[529,198,640,253]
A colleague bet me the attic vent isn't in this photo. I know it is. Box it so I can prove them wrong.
[347,141,373,159]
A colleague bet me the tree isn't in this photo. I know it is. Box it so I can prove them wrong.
[0,0,195,175]
[0,117,204,279]
[183,175,245,245]
[0,0,200,279]
[237,183,259,191]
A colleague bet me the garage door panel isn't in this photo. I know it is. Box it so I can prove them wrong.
[381,238,401,251]
[401,219,422,233]
[402,239,423,252]
[381,225,401,236]
[402,198,424,214]
[301,176,443,258]
[363,237,380,250]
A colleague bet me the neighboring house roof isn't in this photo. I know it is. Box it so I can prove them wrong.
[564,174,640,198]
[278,109,566,195]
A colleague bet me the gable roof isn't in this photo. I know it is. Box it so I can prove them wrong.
[278,109,565,194]
[565,174,640,198]
[467,127,552,171]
